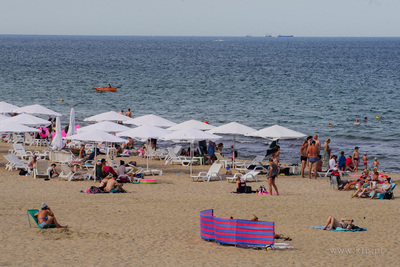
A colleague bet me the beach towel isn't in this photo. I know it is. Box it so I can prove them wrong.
[309,226,367,232]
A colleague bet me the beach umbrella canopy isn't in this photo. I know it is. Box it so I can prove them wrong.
[207,122,257,161]
[1,113,51,127]
[13,104,62,117]
[0,121,41,133]
[0,114,10,121]
[67,108,75,137]
[117,125,172,141]
[66,130,128,143]
[51,117,64,150]
[207,122,256,136]
[84,111,130,122]
[167,119,215,131]
[125,114,176,128]
[246,124,306,140]
[0,101,19,114]
[78,121,131,133]
[161,128,222,143]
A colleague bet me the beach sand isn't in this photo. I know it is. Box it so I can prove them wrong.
[0,142,399,266]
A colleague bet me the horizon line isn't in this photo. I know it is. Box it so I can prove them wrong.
[1,33,400,38]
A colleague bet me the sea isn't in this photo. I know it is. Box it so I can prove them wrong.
[1,35,399,173]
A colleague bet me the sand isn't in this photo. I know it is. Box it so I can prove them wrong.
[0,142,399,266]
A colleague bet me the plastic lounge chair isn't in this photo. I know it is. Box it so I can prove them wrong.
[191,163,223,182]
[34,160,50,179]
[369,183,396,199]
[27,209,55,229]
[214,152,232,168]
[4,154,29,171]
[243,171,260,182]
[317,169,333,177]
[235,155,267,173]
[59,164,87,182]
[226,173,244,183]
[13,143,34,160]
[165,147,197,166]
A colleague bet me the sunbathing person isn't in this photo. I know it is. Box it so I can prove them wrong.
[322,216,355,230]
[236,177,246,193]
[98,177,109,191]
[250,216,292,240]
[342,170,369,191]
[370,177,392,199]
[104,176,126,193]
[48,163,59,178]
[352,177,372,198]
[116,160,134,182]
[34,203,67,228]
[27,155,38,171]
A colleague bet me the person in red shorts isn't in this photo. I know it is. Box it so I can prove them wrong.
[345,156,355,172]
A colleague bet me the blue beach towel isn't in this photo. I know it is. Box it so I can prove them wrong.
[309,226,367,232]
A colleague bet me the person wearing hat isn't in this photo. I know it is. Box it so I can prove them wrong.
[352,147,360,172]
[34,203,67,228]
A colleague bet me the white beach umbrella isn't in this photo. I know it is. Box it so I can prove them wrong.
[13,104,62,117]
[167,119,215,131]
[125,114,176,128]
[246,124,306,140]
[66,130,128,179]
[0,101,19,114]
[51,117,63,151]
[67,108,76,137]
[0,114,10,121]
[161,128,222,176]
[84,111,130,122]
[207,122,257,162]
[117,125,172,140]
[0,121,41,133]
[1,113,51,127]
[78,121,131,133]
[117,125,172,170]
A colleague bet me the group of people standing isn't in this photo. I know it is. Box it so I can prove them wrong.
[300,135,381,179]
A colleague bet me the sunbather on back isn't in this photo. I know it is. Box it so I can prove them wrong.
[322,216,354,231]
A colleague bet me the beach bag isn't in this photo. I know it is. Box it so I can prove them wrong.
[19,169,28,176]
[383,192,393,199]
[89,186,102,194]
[245,186,252,193]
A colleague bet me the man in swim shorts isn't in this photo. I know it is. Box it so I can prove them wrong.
[307,141,318,179]
[300,137,311,178]
[314,134,321,154]
[352,147,360,172]
[105,176,126,193]
[34,203,68,228]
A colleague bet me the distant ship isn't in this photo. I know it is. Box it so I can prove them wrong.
[265,34,273,38]
[277,35,294,38]
[245,35,252,37]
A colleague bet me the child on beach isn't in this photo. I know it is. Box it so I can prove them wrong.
[48,163,59,178]
[268,158,280,195]
[372,157,380,172]
[362,153,368,171]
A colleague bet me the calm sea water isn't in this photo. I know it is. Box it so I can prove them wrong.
[1,35,399,172]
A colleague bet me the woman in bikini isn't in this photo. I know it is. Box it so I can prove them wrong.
[34,203,67,228]
[322,216,355,230]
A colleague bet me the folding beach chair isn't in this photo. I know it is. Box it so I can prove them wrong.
[27,209,55,229]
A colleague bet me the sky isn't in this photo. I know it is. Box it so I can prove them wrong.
[0,0,399,37]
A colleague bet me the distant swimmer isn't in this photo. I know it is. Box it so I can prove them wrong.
[108,84,112,88]
[354,119,361,126]
[328,122,333,127]
[364,117,368,122]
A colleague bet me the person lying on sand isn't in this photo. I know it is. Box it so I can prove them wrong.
[342,170,369,191]
[104,176,126,193]
[34,203,67,228]
[250,215,292,240]
[322,216,354,231]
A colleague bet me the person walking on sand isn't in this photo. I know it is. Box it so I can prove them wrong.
[314,135,321,154]
[352,147,360,172]
[307,141,318,179]
[34,203,68,228]
[268,158,280,195]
